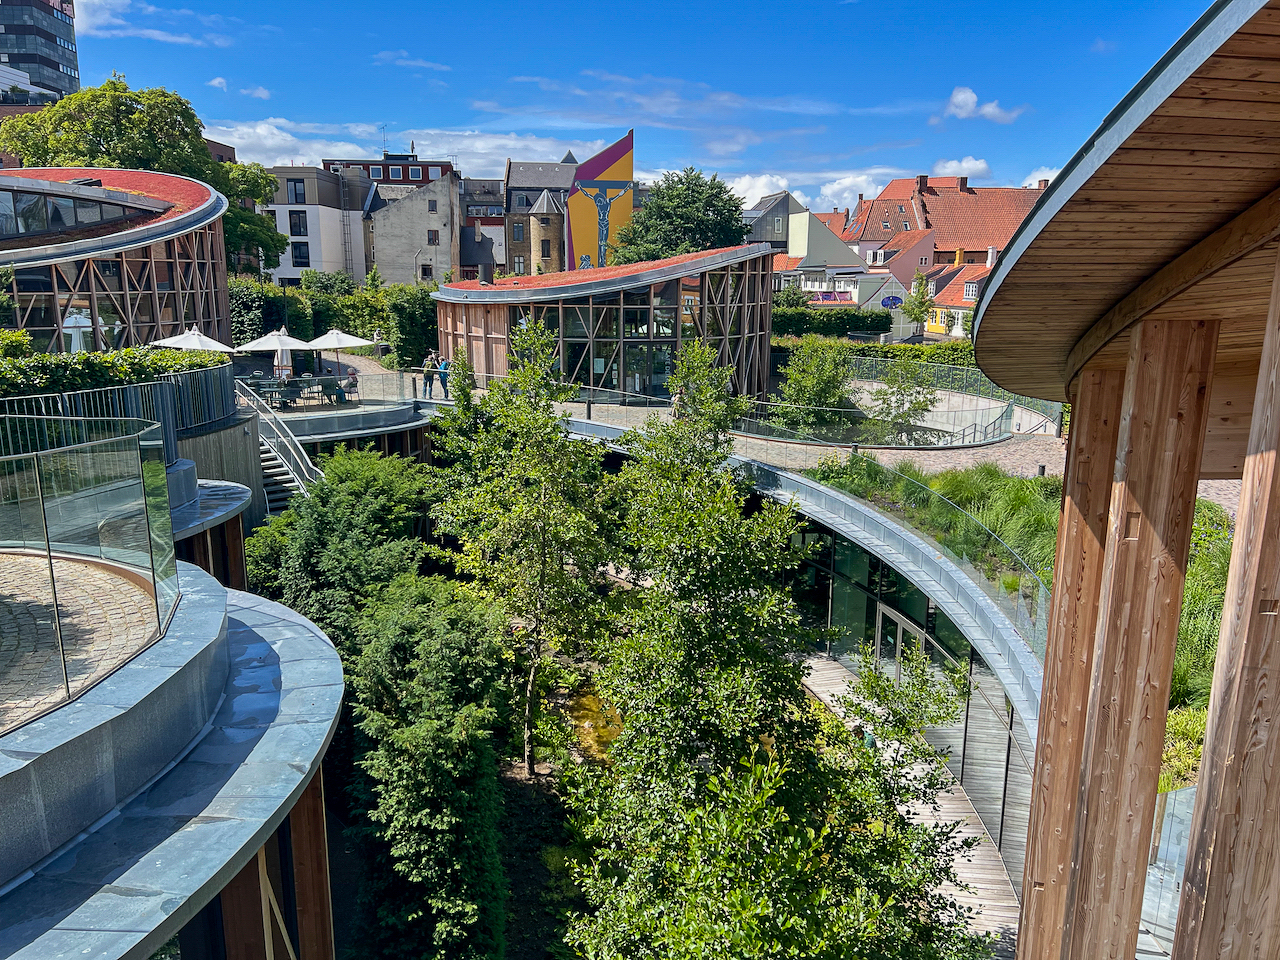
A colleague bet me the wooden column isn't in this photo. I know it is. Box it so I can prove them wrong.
[1173,248,1280,959]
[1064,317,1219,959]
[1016,366,1125,960]
[289,768,336,960]
[221,848,271,960]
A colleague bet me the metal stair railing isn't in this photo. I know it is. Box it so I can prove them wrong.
[235,381,323,493]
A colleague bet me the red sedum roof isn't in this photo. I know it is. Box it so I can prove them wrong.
[0,167,215,225]
[442,244,758,292]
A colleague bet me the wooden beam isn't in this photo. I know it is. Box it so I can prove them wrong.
[1064,183,1280,388]
[1016,366,1125,960]
[1173,247,1280,959]
[290,768,336,960]
[1064,317,1219,960]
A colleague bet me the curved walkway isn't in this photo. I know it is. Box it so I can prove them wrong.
[804,657,1019,958]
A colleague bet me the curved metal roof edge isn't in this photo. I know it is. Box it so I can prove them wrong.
[971,0,1268,373]
[0,169,229,270]
[431,242,774,303]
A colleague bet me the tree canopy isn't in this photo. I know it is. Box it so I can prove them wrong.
[0,74,286,269]
[609,167,750,265]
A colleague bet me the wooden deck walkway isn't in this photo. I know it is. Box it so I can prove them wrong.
[804,655,1021,958]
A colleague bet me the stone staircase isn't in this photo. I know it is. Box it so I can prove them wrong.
[259,440,303,514]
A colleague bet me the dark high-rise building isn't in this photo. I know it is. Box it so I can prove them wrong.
[0,0,79,98]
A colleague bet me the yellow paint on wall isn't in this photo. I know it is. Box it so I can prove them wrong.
[567,130,634,270]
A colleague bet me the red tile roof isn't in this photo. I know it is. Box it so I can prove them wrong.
[848,176,1044,253]
[443,245,757,292]
[772,253,803,272]
[879,229,934,265]
[932,264,991,308]
[0,167,215,224]
[813,210,848,238]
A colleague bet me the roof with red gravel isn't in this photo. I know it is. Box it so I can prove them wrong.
[0,168,216,224]
[442,245,760,292]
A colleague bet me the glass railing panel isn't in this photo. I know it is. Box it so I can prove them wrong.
[139,424,178,627]
[37,434,160,699]
[1141,785,1197,952]
[0,453,68,734]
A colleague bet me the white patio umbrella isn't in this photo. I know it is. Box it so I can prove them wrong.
[307,328,374,377]
[152,327,236,352]
[236,327,312,377]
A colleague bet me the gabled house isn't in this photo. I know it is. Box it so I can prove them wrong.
[927,263,990,338]
[744,191,807,249]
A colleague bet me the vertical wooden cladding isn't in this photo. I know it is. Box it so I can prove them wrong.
[1175,247,1280,960]
[1016,366,1124,960]
[1065,317,1218,960]
[436,301,510,385]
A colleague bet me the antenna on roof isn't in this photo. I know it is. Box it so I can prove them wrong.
[380,124,388,152]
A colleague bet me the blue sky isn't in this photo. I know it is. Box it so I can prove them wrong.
[77,0,1213,207]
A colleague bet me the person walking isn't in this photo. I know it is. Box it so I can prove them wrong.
[423,352,438,398]
[438,355,451,400]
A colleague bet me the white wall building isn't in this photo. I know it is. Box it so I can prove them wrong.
[262,166,370,285]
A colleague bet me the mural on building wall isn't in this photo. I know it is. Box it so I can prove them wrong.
[566,129,634,270]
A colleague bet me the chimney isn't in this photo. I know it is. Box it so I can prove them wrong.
[957,176,968,190]
[832,207,838,213]
[916,174,928,193]
[857,193,863,203]
[954,248,964,266]
[986,245,997,267]
[1038,179,1049,190]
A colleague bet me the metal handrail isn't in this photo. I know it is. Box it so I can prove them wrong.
[234,381,323,491]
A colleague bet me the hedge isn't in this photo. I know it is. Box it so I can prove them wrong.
[771,307,892,338]
[772,334,975,367]
[0,347,229,398]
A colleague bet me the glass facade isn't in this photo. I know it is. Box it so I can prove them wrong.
[794,518,1034,895]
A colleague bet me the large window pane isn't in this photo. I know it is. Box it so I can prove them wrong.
[922,636,968,779]
[622,284,649,306]
[74,199,101,225]
[593,306,619,338]
[830,577,874,665]
[14,192,47,233]
[653,307,676,338]
[1000,711,1034,894]
[623,307,648,338]
[0,192,17,235]
[564,298,589,338]
[47,196,74,230]
[650,344,674,396]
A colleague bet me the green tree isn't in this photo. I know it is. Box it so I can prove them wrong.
[609,167,750,265]
[0,75,286,270]
[961,309,975,340]
[901,269,936,330]
[351,575,509,960]
[301,269,357,296]
[860,357,939,445]
[772,284,812,309]
[431,323,610,775]
[771,334,858,433]
[220,162,289,271]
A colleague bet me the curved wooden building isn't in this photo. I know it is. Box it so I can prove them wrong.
[976,2,1280,957]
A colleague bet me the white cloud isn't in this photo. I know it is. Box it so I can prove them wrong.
[932,156,991,179]
[373,50,450,71]
[816,173,886,211]
[791,188,812,207]
[77,0,222,45]
[206,77,228,91]
[1091,39,1118,54]
[1022,166,1061,187]
[941,86,1024,124]
[204,118,604,177]
[728,174,794,207]
[240,86,271,100]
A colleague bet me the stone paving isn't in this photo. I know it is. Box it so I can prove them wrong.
[0,553,157,733]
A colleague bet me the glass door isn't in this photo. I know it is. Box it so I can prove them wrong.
[875,603,927,682]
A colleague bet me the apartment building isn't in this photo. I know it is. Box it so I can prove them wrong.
[263,165,371,284]
[321,151,454,188]
[365,170,461,285]
[0,0,79,97]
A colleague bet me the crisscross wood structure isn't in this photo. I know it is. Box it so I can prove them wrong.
[0,168,230,352]
[975,1,1280,956]
[433,243,774,397]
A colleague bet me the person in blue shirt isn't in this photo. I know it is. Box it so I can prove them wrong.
[439,356,450,400]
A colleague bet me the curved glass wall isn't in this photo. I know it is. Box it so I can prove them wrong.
[792,520,1034,894]
[0,416,178,735]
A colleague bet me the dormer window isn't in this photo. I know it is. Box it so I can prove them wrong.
[928,281,937,296]
[902,222,911,231]
[881,221,890,230]
[898,205,905,213]
[964,281,978,300]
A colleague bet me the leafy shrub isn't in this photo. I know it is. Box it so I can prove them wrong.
[0,329,33,359]
[771,306,892,338]
[0,347,228,397]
